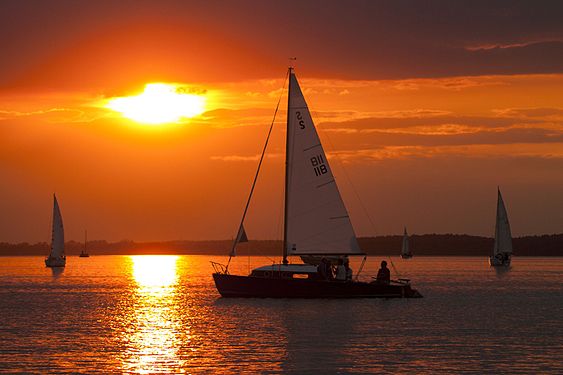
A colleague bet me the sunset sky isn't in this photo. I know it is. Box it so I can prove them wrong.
[1,0,562,242]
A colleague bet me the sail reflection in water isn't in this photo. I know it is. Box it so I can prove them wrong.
[122,255,186,374]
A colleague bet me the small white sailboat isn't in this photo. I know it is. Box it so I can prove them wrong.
[79,230,90,258]
[489,188,512,267]
[401,227,412,259]
[211,67,421,298]
[45,194,66,268]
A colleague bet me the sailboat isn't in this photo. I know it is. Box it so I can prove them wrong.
[211,67,421,298]
[79,230,90,257]
[45,194,66,267]
[489,188,513,267]
[401,227,412,259]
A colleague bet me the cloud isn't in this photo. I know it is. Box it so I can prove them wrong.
[0,107,98,123]
[319,114,539,132]
[329,143,563,163]
[465,38,563,51]
[210,153,282,162]
[210,155,260,162]
[493,107,563,119]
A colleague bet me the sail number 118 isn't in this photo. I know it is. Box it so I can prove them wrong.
[311,154,328,176]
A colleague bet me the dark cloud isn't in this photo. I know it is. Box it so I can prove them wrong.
[329,127,563,148]
[1,0,563,88]
[317,112,563,149]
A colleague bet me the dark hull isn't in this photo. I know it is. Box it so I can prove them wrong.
[489,256,510,267]
[45,257,65,268]
[213,273,422,298]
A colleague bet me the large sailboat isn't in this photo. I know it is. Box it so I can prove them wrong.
[489,188,513,267]
[401,227,412,259]
[212,68,421,298]
[45,194,66,268]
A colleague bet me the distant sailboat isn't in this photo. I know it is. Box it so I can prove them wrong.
[45,194,66,268]
[489,188,512,267]
[211,67,421,298]
[401,227,412,259]
[79,230,90,258]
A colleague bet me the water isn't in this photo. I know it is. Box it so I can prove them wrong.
[0,256,561,374]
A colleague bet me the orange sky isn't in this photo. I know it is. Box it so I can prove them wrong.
[1,1,562,242]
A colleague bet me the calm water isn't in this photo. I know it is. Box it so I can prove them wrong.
[0,256,561,374]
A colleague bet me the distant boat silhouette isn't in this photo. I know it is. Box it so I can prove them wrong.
[45,194,66,268]
[489,188,512,267]
[211,67,421,298]
[401,227,413,259]
[79,230,90,258]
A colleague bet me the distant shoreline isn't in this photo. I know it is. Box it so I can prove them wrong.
[1,234,561,256]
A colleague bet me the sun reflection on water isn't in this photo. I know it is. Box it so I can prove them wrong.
[122,255,186,374]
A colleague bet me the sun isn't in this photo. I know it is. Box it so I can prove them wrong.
[106,83,206,125]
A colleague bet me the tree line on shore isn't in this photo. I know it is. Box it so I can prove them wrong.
[0,234,561,256]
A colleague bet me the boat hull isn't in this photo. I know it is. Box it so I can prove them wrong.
[213,273,422,298]
[45,257,66,267]
[489,256,511,267]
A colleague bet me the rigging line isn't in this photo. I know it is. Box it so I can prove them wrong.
[226,71,289,271]
[319,128,402,279]
[275,174,286,263]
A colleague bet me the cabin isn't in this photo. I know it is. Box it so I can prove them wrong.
[250,264,321,280]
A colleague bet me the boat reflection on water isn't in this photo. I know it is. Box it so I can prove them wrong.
[121,255,186,373]
[50,267,64,278]
[494,264,512,277]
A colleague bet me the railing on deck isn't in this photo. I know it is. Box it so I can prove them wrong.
[211,261,229,274]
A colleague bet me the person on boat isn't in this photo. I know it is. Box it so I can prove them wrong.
[317,260,326,279]
[325,258,334,280]
[335,258,346,281]
[317,258,332,280]
[345,257,353,281]
[375,260,391,284]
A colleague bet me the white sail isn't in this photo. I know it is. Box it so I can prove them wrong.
[285,71,361,256]
[493,188,512,255]
[49,195,65,259]
[401,227,410,256]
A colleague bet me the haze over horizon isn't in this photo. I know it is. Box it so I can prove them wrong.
[1,0,563,242]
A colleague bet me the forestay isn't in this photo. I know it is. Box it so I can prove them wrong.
[494,189,513,255]
[285,72,362,256]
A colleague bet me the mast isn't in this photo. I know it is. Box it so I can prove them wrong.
[282,66,293,265]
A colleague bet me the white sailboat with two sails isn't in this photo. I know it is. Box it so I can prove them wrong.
[212,67,421,298]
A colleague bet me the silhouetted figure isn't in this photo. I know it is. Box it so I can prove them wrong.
[318,257,333,280]
[335,258,346,281]
[376,260,391,284]
[345,257,353,281]
[325,258,334,280]
[317,259,326,279]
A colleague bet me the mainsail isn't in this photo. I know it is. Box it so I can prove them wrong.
[50,195,65,259]
[401,227,410,256]
[493,188,512,255]
[285,71,361,256]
